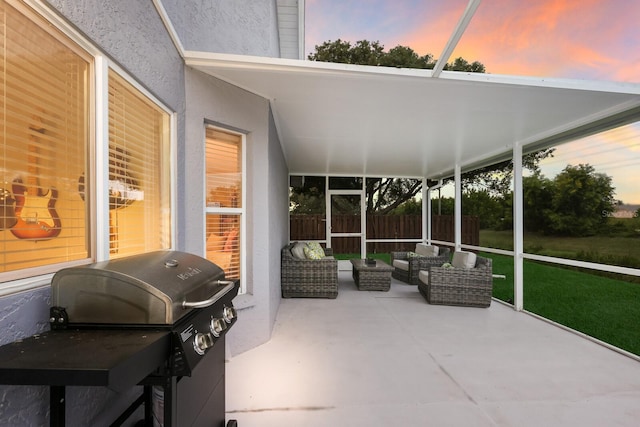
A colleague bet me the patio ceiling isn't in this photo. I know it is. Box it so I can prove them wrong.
[185,51,640,179]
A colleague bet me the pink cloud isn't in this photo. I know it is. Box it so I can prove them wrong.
[394,2,469,58]
[452,0,639,81]
[394,0,640,82]
[306,0,639,82]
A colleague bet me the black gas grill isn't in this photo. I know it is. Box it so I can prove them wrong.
[51,250,239,378]
[0,250,240,427]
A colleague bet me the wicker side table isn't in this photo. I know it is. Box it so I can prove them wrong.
[350,259,394,291]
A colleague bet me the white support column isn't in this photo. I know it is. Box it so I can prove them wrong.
[325,176,331,248]
[513,144,524,311]
[423,178,429,242]
[95,55,109,261]
[361,183,366,258]
[455,165,462,250]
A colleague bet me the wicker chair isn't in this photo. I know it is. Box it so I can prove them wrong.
[418,251,493,308]
[281,243,338,298]
[391,244,451,285]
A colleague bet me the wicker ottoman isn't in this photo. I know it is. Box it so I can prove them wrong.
[350,259,394,291]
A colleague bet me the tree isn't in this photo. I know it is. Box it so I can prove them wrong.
[392,198,422,215]
[545,164,615,236]
[444,57,486,73]
[366,178,422,214]
[380,45,434,69]
[461,189,504,229]
[460,149,556,198]
[289,176,325,214]
[522,172,554,233]
[308,39,480,72]
[308,39,385,65]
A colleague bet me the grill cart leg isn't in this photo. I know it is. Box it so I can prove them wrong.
[144,385,153,426]
[50,386,65,427]
[163,376,177,427]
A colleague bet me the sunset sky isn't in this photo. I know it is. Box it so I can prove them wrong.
[305,0,639,82]
[305,0,640,203]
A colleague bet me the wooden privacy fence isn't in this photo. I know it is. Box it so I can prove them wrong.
[290,214,479,253]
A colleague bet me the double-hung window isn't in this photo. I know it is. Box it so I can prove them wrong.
[0,1,172,287]
[106,70,172,258]
[0,0,91,278]
[204,126,244,282]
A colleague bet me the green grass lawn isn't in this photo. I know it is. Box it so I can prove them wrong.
[489,252,640,356]
[481,229,640,269]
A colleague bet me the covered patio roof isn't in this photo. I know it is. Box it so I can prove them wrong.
[185,51,640,179]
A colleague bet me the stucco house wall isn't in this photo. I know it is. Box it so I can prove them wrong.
[160,0,280,56]
[183,67,287,356]
[0,0,287,425]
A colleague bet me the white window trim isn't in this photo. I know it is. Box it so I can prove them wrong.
[98,62,177,260]
[203,126,247,295]
[0,1,176,295]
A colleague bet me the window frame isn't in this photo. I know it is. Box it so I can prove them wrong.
[0,1,176,295]
[203,124,246,294]
[99,64,176,259]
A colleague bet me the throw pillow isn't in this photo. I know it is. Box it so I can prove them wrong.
[224,228,239,252]
[303,245,323,260]
[451,251,477,269]
[291,242,307,259]
[415,243,439,257]
[407,251,420,258]
[306,241,325,257]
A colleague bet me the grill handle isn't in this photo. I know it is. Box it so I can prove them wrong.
[182,281,236,309]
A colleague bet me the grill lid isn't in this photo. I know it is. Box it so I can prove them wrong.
[51,250,232,325]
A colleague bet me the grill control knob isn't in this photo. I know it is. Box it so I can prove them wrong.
[210,318,227,337]
[223,306,237,324]
[194,332,214,355]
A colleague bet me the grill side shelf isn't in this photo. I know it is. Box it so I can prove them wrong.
[0,329,171,392]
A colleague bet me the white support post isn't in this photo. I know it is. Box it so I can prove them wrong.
[95,55,109,261]
[423,178,429,242]
[361,183,366,258]
[513,144,524,311]
[454,165,462,250]
[325,176,331,249]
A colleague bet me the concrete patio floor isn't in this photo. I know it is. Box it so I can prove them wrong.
[225,271,640,426]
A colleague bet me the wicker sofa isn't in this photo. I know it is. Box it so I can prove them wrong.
[281,242,338,298]
[391,243,451,285]
[418,251,493,308]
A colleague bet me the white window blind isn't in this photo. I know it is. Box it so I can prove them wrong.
[0,0,91,278]
[205,127,242,279]
[107,70,171,257]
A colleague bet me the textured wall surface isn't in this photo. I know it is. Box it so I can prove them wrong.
[0,0,286,424]
[0,1,185,425]
[183,67,287,356]
[46,0,185,111]
[0,288,50,426]
[161,0,280,56]
[267,107,289,329]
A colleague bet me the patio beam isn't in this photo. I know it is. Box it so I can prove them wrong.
[432,0,481,78]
